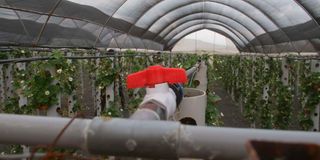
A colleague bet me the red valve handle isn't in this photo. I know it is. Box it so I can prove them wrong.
[127,65,187,89]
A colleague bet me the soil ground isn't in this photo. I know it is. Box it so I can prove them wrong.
[211,81,251,128]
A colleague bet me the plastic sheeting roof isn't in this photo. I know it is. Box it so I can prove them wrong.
[0,0,320,53]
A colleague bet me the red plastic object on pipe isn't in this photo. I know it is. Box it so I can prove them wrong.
[127,65,187,89]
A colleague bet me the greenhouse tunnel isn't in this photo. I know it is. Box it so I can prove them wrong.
[0,0,320,160]
[0,0,319,52]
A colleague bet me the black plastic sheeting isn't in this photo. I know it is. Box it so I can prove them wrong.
[0,0,319,53]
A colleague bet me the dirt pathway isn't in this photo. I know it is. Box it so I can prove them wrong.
[212,82,250,128]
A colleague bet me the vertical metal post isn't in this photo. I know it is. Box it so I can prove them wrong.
[95,52,102,116]
[0,64,4,108]
[15,62,29,159]
[105,55,115,111]
[295,61,301,98]
[230,60,235,101]
[239,56,243,113]
[4,63,14,100]
[251,56,257,128]
[16,63,28,109]
[47,66,61,117]
[281,58,289,86]
[235,57,239,102]
[67,52,76,117]
[105,83,115,109]
[311,60,320,131]
[263,59,270,101]
[169,51,172,67]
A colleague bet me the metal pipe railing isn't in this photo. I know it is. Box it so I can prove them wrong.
[1,114,320,160]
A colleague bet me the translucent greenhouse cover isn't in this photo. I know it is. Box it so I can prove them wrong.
[0,0,319,53]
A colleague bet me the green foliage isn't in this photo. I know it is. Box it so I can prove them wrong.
[172,53,199,69]
[299,66,320,130]
[95,58,116,88]
[12,50,77,111]
[102,101,122,117]
[2,145,23,154]
[206,92,223,126]
[3,97,33,114]
[204,54,223,126]
[210,55,297,129]
[0,52,8,59]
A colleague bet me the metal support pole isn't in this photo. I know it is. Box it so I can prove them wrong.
[4,63,13,100]
[169,51,172,67]
[263,59,270,102]
[95,52,102,116]
[281,58,289,86]
[1,114,320,160]
[67,52,76,117]
[47,67,61,117]
[105,83,114,110]
[251,56,257,128]
[15,62,29,158]
[0,64,4,108]
[311,60,320,132]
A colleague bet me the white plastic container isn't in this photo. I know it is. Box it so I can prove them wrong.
[175,88,207,126]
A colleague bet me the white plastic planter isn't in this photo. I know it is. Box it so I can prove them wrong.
[194,61,208,91]
[175,88,207,126]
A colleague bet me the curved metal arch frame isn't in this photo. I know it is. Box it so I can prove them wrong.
[137,0,310,53]
[157,13,258,45]
[166,23,247,50]
[293,0,320,26]
[116,0,163,50]
[136,2,280,53]
[141,1,268,36]
[163,20,249,44]
[2,0,319,52]
[161,20,255,52]
[33,0,63,46]
[0,2,143,48]
[165,23,248,49]
[244,0,301,53]
[125,0,194,36]
[136,1,275,49]
[147,10,265,52]
[93,0,128,48]
[293,0,320,53]
[0,2,160,50]
[164,21,247,46]
[165,25,242,52]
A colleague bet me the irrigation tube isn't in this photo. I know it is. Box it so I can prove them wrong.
[1,114,320,160]
[186,62,200,79]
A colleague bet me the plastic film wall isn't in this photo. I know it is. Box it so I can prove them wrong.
[0,0,319,53]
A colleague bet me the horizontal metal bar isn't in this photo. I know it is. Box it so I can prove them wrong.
[0,153,45,160]
[0,54,153,64]
[1,114,320,160]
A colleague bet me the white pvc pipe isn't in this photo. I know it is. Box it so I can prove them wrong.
[176,88,207,126]
[1,114,320,159]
